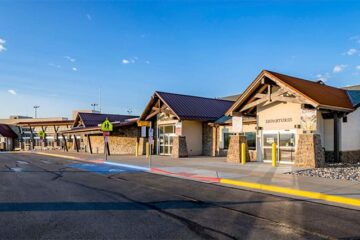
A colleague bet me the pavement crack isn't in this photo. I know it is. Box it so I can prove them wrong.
[58,178,237,240]
[109,175,335,240]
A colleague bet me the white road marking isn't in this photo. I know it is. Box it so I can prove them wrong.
[16,161,28,165]
[10,168,23,172]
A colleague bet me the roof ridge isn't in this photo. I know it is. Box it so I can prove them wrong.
[155,91,234,103]
[265,70,346,91]
[79,112,137,117]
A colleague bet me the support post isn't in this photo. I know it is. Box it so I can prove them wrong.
[241,143,246,165]
[146,142,149,158]
[63,134,68,152]
[136,142,139,157]
[272,142,277,167]
[107,142,111,156]
[74,135,79,152]
[29,126,34,150]
[333,112,340,162]
[87,135,93,154]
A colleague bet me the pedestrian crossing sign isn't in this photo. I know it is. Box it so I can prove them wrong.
[101,118,113,132]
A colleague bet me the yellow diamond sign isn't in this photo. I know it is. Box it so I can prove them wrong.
[101,118,113,132]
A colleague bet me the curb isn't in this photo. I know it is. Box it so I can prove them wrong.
[220,178,360,208]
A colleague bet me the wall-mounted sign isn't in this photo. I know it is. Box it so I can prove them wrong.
[148,128,154,138]
[138,120,151,127]
[141,126,147,137]
[301,109,317,131]
[232,116,243,133]
[265,118,293,124]
[266,137,275,144]
[175,122,182,135]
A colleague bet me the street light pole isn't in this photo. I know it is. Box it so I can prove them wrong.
[33,105,40,118]
[91,103,98,111]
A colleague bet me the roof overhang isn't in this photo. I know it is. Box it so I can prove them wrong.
[226,70,354,116]
[17,120,74,127]
[139,92,180,121]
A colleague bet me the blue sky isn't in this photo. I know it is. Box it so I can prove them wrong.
[1,1,360,118]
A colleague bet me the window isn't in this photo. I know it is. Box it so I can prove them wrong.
[223,132,256,150]
[223,132,234,149]
[245,132,256,150]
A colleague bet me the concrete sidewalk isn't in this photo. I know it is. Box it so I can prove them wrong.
[32,150,360,209]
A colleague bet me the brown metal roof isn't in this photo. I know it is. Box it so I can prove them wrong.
[141,91,234,122]
[227,70,354,115]
[267,70,354,111]
[0,124,18,138]
[61,120,137,134]
[78,113,138,127]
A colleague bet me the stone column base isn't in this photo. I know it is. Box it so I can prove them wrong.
[172,136,188,158]
[138,137,147,155]
[227,135,249,163]
[295,134,325,168]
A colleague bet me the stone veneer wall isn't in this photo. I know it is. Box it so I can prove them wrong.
[226,135,249,163]
[295,134,325,168]
[89,136,137,155]
[171,136,188,158]
[202,123,213,156]
[88,125,138,155]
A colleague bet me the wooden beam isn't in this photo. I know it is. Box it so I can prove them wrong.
[74,135,79,152]
[62,134,68,152]
[254,93,267,99]
[240,88,286,112]
[145,109,160,120]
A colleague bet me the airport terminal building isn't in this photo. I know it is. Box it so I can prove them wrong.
[225,70,360,166]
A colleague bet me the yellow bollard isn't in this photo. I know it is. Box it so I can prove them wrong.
[241,143,246,165]
[135,142,139,157]
[272,142,277,167]
[146,142,149,158]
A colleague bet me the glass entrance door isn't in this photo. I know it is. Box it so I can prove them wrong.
[158,125,176,155]
[263,131,296,163]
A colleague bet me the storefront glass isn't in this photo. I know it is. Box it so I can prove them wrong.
[263,131,296,162]
[158,124,176,155]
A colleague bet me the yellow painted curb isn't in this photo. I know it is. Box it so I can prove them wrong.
[34,152,81,160]
[220,178,360,208]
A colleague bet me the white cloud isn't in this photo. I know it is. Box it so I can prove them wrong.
[333,64,347,73]
[72,67,78,71]
[346,48,357,56]
[48,63,61,68]
[122,57,138,64]
[145,60,150,64]
[65,56,76,62]
[8,89,16,95]
[356,65,360,70]
[122,59,130,64]
[86,14,92,21]
[316,73,330,82]
[0,38,6,52]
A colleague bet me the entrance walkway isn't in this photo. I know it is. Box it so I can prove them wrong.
[33,150,360,209]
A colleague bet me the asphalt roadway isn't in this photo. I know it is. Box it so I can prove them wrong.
[0,153,359,240]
